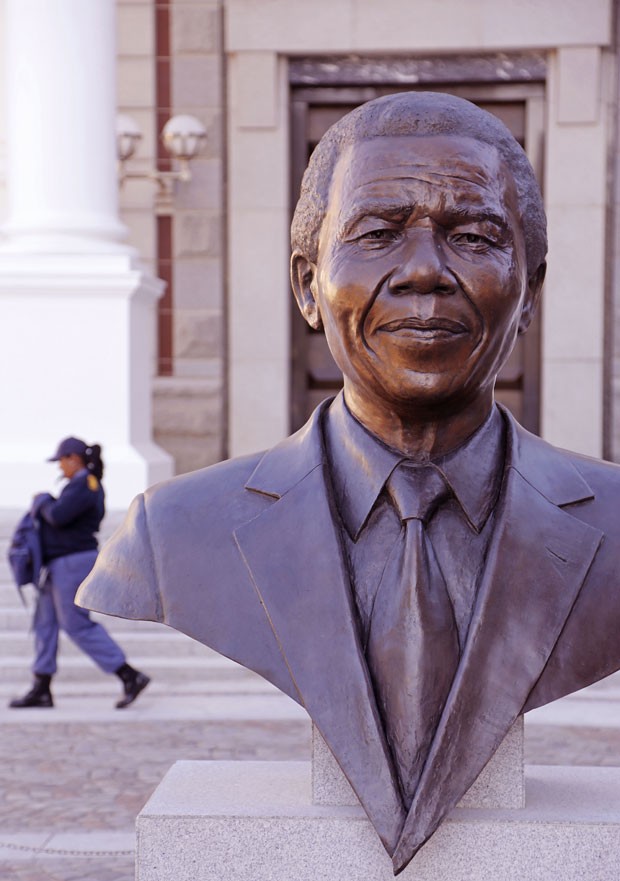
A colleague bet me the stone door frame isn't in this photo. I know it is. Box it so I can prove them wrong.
[225,0,614,459]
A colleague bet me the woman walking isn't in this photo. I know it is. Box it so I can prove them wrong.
[9,437,150,709]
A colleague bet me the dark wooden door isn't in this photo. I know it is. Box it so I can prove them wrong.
[290,81,545,434]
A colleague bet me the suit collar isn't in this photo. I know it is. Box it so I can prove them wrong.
[503,405,594,506]
[246,400,594,507]
[325,393,401,539]
[246,399,594,510]
[244,399,329,499]
[324,394,505,538]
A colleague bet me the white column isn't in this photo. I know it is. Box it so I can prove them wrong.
[3,0,127,253]
[0,0,173,509]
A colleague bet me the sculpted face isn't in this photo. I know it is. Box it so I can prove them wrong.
[293,135,543,429]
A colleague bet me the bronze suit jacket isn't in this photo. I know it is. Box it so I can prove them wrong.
[77,402,620,873]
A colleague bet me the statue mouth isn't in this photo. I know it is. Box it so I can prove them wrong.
[378,317,469,339]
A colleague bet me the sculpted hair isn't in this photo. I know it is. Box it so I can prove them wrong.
[291,91,547,275]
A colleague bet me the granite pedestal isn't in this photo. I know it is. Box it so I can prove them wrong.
[136,719,620,880]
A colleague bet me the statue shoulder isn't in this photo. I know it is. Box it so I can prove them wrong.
[139,453,263,541]
[76,451,265,623]
[559,446,620,510]
[143,451,265,523]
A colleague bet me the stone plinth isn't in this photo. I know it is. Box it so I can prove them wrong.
[136,760,620,880]
[312,720,524,809]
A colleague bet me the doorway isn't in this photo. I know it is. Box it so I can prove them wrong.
[290,80,545,434]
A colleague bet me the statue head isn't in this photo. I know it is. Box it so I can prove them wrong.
[290,92,547,431]
[291,90,546,276]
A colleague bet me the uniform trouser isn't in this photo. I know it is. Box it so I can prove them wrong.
[33,550,126,676]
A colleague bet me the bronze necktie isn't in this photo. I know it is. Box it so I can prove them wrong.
[367,463,460,806]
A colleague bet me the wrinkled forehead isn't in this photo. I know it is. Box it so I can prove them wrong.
[327,134,517,221]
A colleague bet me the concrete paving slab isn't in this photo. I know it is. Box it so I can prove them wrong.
[0,693,309,723]
[526,698,620,729]
[0,678,279,697]
[0,832,134,860]
[45,832,135,855]
[0,834,51,860]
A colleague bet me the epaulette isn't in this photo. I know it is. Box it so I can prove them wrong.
[87,474,99,491]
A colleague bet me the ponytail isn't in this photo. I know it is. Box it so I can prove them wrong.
[84,444,104,480]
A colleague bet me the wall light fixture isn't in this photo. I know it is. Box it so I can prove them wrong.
[116,113,207,196]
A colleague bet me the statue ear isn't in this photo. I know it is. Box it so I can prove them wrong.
[291,251,323,331]
[519,262,546,334]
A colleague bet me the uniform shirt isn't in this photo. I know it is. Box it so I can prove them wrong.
[324,394,505,649]
[37,468,105,562]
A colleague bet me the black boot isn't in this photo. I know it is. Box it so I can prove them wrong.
[9,674,53,708]
[114,663,150,709]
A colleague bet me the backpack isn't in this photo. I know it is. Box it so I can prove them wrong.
[7,511,44,601]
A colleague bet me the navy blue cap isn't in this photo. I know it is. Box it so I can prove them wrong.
[47,437,88,461]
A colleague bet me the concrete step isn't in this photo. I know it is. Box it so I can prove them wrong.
[0,604,171,631]
[0,653,262,683]
[0,509,125,535]
[0,588,32,611]
[0,560,106,585]
[0,568,20,587]
[525,672,620,730]
[0,628,217,658]
[0,689,307,724]
[0,675,277,699]
[0,509,126,573]
[0,592,196,631]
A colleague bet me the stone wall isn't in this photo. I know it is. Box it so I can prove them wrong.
[118,0,226,476]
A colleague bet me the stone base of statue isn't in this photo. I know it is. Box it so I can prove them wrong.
[135,720,620,880]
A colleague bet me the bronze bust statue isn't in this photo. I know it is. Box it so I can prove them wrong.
[77,92,620,875]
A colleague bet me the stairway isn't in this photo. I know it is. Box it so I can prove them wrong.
[0,508,310,881]
[0,508,308,722]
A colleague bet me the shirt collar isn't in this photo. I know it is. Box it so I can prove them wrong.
[324,392,505,540]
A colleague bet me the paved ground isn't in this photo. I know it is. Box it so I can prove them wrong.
[0,508,619,880]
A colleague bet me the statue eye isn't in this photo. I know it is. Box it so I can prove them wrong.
[449,231,492,251]
[364,229,391,239]
[358,228,400,246]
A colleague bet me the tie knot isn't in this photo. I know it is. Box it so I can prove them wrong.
[387,463,451,523]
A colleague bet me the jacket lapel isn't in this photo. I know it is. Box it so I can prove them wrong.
[392,411,603,872]
[234,402,406,855]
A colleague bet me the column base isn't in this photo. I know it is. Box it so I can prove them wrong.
[136,760,620,881]
[0,253,173,509]
[0,441,173,513]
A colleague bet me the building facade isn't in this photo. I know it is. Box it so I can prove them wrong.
[0,0,619,500]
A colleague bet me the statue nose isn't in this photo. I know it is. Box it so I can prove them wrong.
[388,228,456,296]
